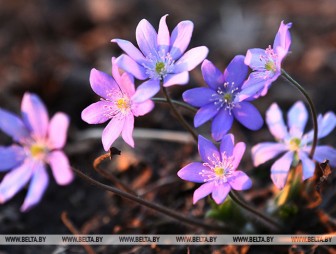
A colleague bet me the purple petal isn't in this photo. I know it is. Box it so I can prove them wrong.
[266,103,288,140]
[201,59,225,90]
[305,112,336,142]
[132,79,160,103]
[223,55,248,88]
[287,101,308,137]
[311,145,336,167]
[111,39,146,64]
[212,183,230,204]
[270,151,294,189]
[21,92,49,139]
[198,135,220,165]
[0,159,34,204]
[233,102,263,130]
[48,113,69,149]
[81,101,113,124]
[177,162,211,183]
[298,151,315,181]
[0,145,25,171]
[220,134,234,158]
[20,162,48,212]
[237,74,268,101]
[194,103,218,128]
[48,151,74,185]
[102,116,125,151]
[157,14,170,52]
[211,109,234,141]
[193,181,214,204]
[174,46,209,73]
[0,109,30,142]
[170,20,193,59]
[115,54,148,80]
[136,19,158,56]
[252,142,287,167]
[182,87,215,107]
[132,100,154,117]
[244,48,266,69]
[229,171,252,190]
[121,114,135,147]
[232,142,246,170]
[89,68,118,99]
[163,71,189,87]
[273,21,292,53]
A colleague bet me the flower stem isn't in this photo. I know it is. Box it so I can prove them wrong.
[152,97,197,113]
[161,87,198,142]
[281,69,318,158]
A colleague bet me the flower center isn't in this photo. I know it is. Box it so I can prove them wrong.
[210,82,239,114]
[116,98,130,111]
[288,137,301,151]
[143,51,175,80]
[30,143,47,160]
[155,62,166,75]
[214,166,224,177]
[265,60,276,72]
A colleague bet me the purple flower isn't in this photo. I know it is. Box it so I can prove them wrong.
[112,14,209,102]
[239,21,292,100]
[81,58,154,151]
[0,92,73,212]
[252,101,336,189]
[183,56,263,141]
[178,135,252,204]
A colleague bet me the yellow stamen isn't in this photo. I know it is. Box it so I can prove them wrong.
[214,167,224,177]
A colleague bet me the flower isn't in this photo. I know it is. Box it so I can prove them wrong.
[178,135,252,204]
[252,101,336,189]
[112,14,209,102]
[0,92,73,212]
[182,56,263,141]
[81,58,154,151]
[239,21,292,100]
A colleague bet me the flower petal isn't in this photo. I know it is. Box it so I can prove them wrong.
[48,113,69,149]
[305,112,336,142]
[198,135,220,165]
[120,72,135,98]
[194,103,218,128]
[193,182,214,204]
[0,145,25,172]
[201,59,225,90]
[0,109,30,142]
[270,151,294,189]
[229,171,252,190]
[177,162,211,183]
[244,48,267,69]
[136,19,158,56]
[237,74,268,101]
[102,116,125,151]
[287,101,308,137]
[212,183,230,204]
[111,38,146,64]
[232,142,246,170]
[298,151,316,181]
[132,100,154,117]
[174,46,209,73]
[220,134,234,158]
[0,159,34,204]
[115,54,148,80]
[182,87,215,107]
[157,14,170,52]
[21,92,49,139]
[89,68,119,99]
[311,145,336,167]
[163,71,189,87]
[20,162,49,212]
[132,79,160,103]
[273,21,292,53]
[252,142,287,167]
[121,114,135,147]
[266,103,288,140]
[48,151,74,185]
[223,55,248,88]
[81,101,113,124]
[170,20,193,59]
[233,102,263,130]
[211,109,234,141]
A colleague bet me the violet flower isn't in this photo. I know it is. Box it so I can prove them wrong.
[81,58,154,151]
[183,56,263,141]
[239,21,292,100]
[252,101,336,189]
[112,14,209,102]
[0,92,73,212]
[178,135,252,204]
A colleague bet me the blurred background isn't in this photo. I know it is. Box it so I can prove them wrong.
[0,0,335,253]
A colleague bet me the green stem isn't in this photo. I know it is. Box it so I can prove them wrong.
[281,69,318,158]
[152,97,197,113]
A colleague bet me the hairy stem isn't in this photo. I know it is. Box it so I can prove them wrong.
[281,69,318,158]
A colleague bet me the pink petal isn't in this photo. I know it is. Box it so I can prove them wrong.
[48,113,69,149]
[120,72,135,98]
[266,103,288,140]
[229,171,252,190]
[81,101,114,124]
[193,182,214,204]
[163,72,189,87]
[89,68,119,99]
[121,114,135,147]
[102,116,125,151]
[273,21,292,53]
[48,151,74,185]
[111,38,146,64]
[157,14,170,52]
[136,19,158,56]
[174,46,209,73]
[0,109,30,142]
[252,142,287,167]
[170,20,193,59]
[212,183,230,204]
[232,142,246,170]
[132,100,154,117]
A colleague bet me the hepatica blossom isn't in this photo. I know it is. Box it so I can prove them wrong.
[81,58,154,151]
[178,135,252,204]
[239,21,292,99]
[0,93,73,212]
[112,14,209,102]
[252,101,336,189]
[183,56,263,141]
